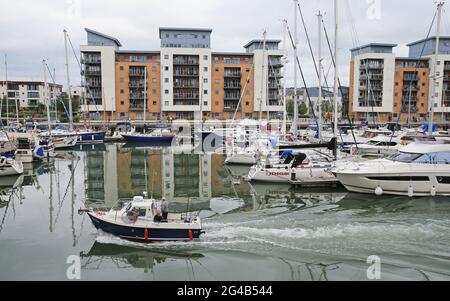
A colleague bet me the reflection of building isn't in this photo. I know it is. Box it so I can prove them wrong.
[84,144,252,208]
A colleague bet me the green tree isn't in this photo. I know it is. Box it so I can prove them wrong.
[298,102,308,115]
[56,93,80,122]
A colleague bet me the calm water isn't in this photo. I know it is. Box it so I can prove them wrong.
[0,143,449,281]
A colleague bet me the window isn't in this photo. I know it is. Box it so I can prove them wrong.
[165,66,169,71]
[165,101,169,106]
[422,93,425,97]
[204,90,208,95]
[165,90,169,94]
[164,78,169,83]
[414,152,450,164]
[215,89,219,95]
[120,77,124,83]
[437,61,441,65]
[214,79,219,84]
[245,101,250,106]
[120,66,124,71]
[153,78,157,83]
[246,68,250,72]
[215,68,219,72]
[166,34,169,38]
[204,67,208,72]
[153,101,157,105]
[164,55,169,60]
[423,72,426,76]
[120,101,124,105]
[153,89,157,94]
[202,35,206,39]
[204,101,208,106]
[395,82,399,86]
[203,78,208,83]
[120,89,124,94]
[215,101,219,106]
[152,66,157,72]
[203,55,208,60]
[246,90,250,95]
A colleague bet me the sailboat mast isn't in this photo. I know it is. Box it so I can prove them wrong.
[43,60,52,141]
[333,0,339,140]
[5,54,9,126]
[264,31,269,122]
[143,66,147,126]
[64,29,74,131]
[282,20,288,135]
[429,2,444,137]
[293,0,299,136]
[317,11,323,141]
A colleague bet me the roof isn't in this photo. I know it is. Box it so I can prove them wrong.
[243,39,282,49]
[1,80,62,87]
[400,141,450,154]
[85,28,122,47]
[116,50,160,54]
[159,27,213,38]
[349,43,397,52]
[212,52,253,56]
[407,36,450,47]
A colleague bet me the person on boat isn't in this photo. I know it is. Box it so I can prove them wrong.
[161,198,169,221]
[154,210,163,223]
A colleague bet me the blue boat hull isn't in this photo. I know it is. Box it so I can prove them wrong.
[121,134,174,144]
[78,131,106,143]
[88,213,202,242]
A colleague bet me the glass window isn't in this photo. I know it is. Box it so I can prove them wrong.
[388,152,422,163]
[414,152,450,164]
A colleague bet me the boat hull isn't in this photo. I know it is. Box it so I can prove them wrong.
[88,212,202,242]
[77,131,106,144]
[121,134,174,144]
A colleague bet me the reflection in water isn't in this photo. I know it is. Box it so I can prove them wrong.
[80,241,204,274]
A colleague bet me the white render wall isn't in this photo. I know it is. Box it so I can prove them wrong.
[160,47,212,118]
[253,49,284,114]
[352,52,396,113]
[80,45,117,112]
[426,54,450,113]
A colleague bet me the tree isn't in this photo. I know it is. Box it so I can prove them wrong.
[56,93,80,122]
[298,102,308,115]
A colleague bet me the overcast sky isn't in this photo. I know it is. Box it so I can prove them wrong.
[1,0,449,89]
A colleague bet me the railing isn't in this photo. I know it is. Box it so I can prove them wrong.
[82,57,101,64]
[403,76,419,81]
[174,94,199,100]
[86,81,102,87]
[403,86,418,92]
[360,74,383,80]
[173,59,199,65]
[269,59,282,66]
[268,83,279,89]
[224,105,239,111]
[174,71,199,77]
[129,70,146,77]
[129,93,146,100]
[129,104,145,110]
[85,70,101,76]
[224,94,240,100]
[224,82,241,89]
[269,94,281,101]
[128,81,145,88]
[360,64,384,69]
[269,72,282,78]
[174,83,199,88]
[444,64,450,71]
[224,72,241,77]
[174,100,199,106]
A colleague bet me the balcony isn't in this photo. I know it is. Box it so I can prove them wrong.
[174,94,199,100]
[173,71,199,77]
[268,94,281,101]
[224,82,241,89]
[269,59,283,67]
[174,83,199,89]
[403,76,419,81]
[129,70,146,77]
[128,81,146,88]
[86,81,102,88]
[129,103,145,111]
[224,72,241,78]
[173,58,199,66]
[268,82,279,89]
[85,70,101,76]
[269,100,281,106]
[82,57,101,64]
[445,64,450,71]
[269,72,283,78]
[403,86,418,92]
[360,64,384,70]
[360,74,383,81]
[129,93,146,100]
[224,94,240,100]
[224,103,239,111]
[174,100,199,106]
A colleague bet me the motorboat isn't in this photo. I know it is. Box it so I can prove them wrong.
[82,196,204,242]
[105,121,134,142]
[0,156,24,176]
[246,151,335,184]
[14,137,44,163]
[76,129,106,144]
[350,134,407,157]
[122,129,175,144]
[39,129,78,149]
[333,141,450,196]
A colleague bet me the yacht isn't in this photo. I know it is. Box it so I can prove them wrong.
[0,156,24,176]
[350,134,407,157]
[333,141,450,196]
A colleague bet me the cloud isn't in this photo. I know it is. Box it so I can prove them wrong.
[0,0,448,89]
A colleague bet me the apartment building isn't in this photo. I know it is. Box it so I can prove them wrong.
[0,81,62,109]
[349,37,450,123]
[80,27,285,121]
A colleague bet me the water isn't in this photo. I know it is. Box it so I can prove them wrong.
[0,143,449,281]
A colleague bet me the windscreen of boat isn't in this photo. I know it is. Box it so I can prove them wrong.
[388,152,422,163]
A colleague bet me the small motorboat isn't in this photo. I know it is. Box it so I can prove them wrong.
[14,137,44,163]
[82,196,204,242]
[0,156,24,176]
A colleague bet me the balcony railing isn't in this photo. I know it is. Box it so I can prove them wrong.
[174,100,199,106]
[403,86,418,92]
[174,71,199,77]
[129,93,146,100]
[360,74,383,80]
[173,59,199,65]
[174,83,199,88]
[86,81,102,87]
[360,64,384,70]
[444,64,450,71]
[269,72,283,78]
[82,57,101,64]
[174,94,199,100]
[224,82,242,89]
[128,81,146,88]
[224,71,241,78]
[85,70,101,76]
[224,94,240,100]
[129,104,145,110]
[129,70,146,77]
[403,76,419,81]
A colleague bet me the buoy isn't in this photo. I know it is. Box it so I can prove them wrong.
[144,228,149,241]
[431,186,437,197]
[408,186,414,198]
[188,229,193,241]
[375,186,383,196]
